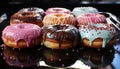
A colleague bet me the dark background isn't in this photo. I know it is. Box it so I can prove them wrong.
[0,0,120,18]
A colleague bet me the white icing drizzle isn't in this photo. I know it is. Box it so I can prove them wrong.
[43,13,76,26]
[79,23,116,48]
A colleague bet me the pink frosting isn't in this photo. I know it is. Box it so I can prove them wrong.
[76,13,107,26]
[2,23,42,47]
[45,7,72,15]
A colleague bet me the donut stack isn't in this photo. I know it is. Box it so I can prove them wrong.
[42,7,80,49]
[43,7,77,26]
[1,7,117,49]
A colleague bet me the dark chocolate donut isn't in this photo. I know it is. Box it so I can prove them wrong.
[18,7,45,17]
[42,24,80,49]
[10,7,45,27]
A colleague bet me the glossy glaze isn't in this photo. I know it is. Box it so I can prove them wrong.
[2,23,42,47]
[79,23,116,48]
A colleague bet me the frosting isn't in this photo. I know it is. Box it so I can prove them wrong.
[45,7,72,15]
[10,7,45,27]
[19,7,45,17]
[43,24,80,48]
[43,13,76,26]
[79,23,116,48]
[19,7,44,12]
[2,23,42,47]
[72,7,99,16]
[77,13,107,26]
[11,12,43,23]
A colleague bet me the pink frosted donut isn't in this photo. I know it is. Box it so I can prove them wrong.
[2,23,42,48]
[45,7,72,15]
[77,13,107,26]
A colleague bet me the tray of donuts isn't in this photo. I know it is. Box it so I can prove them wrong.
[0,6,120,68]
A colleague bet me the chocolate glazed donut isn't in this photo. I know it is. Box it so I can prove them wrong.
[10,7,45,27]
[18,7,45,17]
[42,24,80,49]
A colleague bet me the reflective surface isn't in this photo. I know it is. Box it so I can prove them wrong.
[42,46,81,68]
[0,43,118,69]
[80,46,114,68]
[2,45,42,67]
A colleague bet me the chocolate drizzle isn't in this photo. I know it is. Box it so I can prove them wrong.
[11,12,42,22]
[10,7,45,27]
[43,24,80,49]
[19,7,45,17]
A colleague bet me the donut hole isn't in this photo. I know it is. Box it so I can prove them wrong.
[21,13,31,16]
[53,8,62,11]
[17,24,29,29]
[54,25,68,30]
[84,14,97,17]
[55,13,64,17]
[28,8,37,11]
[18,25,25,29]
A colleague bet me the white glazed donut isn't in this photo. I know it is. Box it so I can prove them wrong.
[79,23,117,48]
[72,7,99,16]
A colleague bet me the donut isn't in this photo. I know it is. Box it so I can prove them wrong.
[45,7,72,15]
[2,23,42,48]
[10,7,45,27]
[42,24,80,49]
[77,13,107,26]
[79,23,117,48]
[72,7,99,16]
[43,13,76,26]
